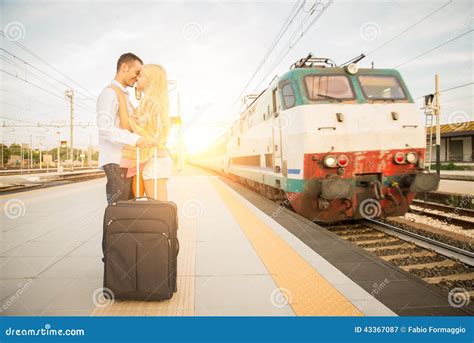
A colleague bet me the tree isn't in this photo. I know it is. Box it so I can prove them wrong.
[0,144,10,167]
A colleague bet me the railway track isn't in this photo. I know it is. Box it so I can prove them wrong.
[202,166,474,302]
[411,199,474,217]
[410,199,474,230]
[326,220,474,299]
[0,171,105,194]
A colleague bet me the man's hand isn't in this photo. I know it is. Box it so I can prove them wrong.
[136,137,151,148]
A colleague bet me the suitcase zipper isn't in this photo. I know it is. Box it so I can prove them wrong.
[105,220,173,291]
[158,232,172,289]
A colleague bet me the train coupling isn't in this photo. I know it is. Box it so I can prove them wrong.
[409,172,440,192]
[320,178,353,199]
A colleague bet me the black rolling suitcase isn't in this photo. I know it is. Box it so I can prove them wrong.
[102,147,179,300]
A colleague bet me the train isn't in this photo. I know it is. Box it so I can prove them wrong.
[189,54,440,223]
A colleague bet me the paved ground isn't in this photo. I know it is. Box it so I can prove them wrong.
[438,179,474,196]
[1,167,296,316]
[0,164,404,316]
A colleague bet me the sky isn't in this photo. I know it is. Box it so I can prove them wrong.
[0,0,473,153]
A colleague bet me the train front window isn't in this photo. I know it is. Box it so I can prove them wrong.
[358,75,406,100]
[303,75,354,101]
[281,82,296,109]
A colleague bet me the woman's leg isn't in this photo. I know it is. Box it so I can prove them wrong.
[144,179,168,201]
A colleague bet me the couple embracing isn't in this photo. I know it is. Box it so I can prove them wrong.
[97,53,172,204]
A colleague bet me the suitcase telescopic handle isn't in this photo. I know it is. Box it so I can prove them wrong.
[133,196,156,202]
[136,146,140,197]
[136,146,158,200]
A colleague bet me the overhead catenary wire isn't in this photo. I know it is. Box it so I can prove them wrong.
[233,0,305,106]
[0,32,97,99]
[0,48,96,103]
[1,52,71,95]
[250,0,333,94]
[1,69,64,100]
[0,49,96,112]
[0,88,62,110]
[0,69,96,113]
[439,82,474,94]
[366,0,453,57]
[393,29,473,68]
[415,82,473,99]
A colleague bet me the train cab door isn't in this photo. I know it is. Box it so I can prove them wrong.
[271,87,283,175]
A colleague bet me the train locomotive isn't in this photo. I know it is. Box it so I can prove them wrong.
[191,54,440,223]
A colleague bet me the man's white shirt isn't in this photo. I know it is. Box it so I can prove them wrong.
[97,80,141,167]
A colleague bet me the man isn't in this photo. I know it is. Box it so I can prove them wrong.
[97,52,149,204]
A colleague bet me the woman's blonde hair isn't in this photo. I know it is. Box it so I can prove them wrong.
[136,64,170,146]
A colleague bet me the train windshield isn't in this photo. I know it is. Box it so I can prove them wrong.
[358,75,406,100]
[303,75,355,101]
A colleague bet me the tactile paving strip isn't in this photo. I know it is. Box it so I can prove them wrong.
[210,178,362,316]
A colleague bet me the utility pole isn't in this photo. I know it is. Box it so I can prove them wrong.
[65,89,75,172]
[434,74,441,176]
[57,131,61,173]
[1,138,3,169]
[88,134,92,167]
[20,144,23,174]
[29,134,33,172]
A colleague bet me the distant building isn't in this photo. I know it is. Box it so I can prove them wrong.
[7,155,22,166]
[427,121,473,163]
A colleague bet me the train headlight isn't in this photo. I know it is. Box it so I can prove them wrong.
[337,155,349,167]
[345,63,359,75]
[394,152,406,164]
[323,155,338,168]
[406,152,418,164]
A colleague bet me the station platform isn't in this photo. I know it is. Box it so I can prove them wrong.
[0,169,103,190]
[437,178,474,196]
[1,164,469,317]
[440,170,474,181]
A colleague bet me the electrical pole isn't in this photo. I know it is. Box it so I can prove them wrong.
[20,144,23,174]
[57,131,61,173]
[30,134,33,172]
[434,74,441,176]
[65,89,75,172]
[88,134,92,167]
[1,138,3,169]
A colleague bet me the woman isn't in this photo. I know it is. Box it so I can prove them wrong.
[112,64,172,201]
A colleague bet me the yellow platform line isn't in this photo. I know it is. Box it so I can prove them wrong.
[210,178,363,316]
